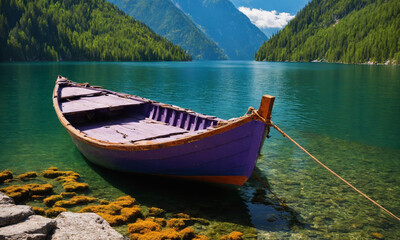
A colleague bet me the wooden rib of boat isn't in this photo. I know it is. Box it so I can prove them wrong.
[53,75,275,185]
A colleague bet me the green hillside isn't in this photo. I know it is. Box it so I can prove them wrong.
[108,0,227,60]
[0,0,190,61]
[255,0,400,64]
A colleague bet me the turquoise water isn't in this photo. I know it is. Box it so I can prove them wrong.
[0,61,399,239]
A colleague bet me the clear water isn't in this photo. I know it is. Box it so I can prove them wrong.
[1,61,399,239]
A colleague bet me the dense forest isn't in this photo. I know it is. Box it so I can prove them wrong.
[255,0,400,64]
[109,0,227,60]
[0,0,191,61]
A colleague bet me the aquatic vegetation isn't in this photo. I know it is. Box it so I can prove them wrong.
[179,227,196,240]
[121,206,143,221]
[127,219,162,234]
[0,185,30,202]
[193,236,210,240]
[33,207,45,215]
[371,232,384,239]
[173,213,190,219]
[42,167,80,179]
[17,172,37,181]
[24,183,53,195]
[43,195,63,207]
[113,196,136,207]
[147,207,165,217]
[53,195,97,207]
[31,195,46,200]
[60,192,77,198]
[62,181,89,192]
[45,207,66,217]
[0,167,247,239]
[79,196,142,226]
[166,218,186,230]
[0,170,13,183]
[220,231,243,240]
[135,229,181,240]
[99,199,110,205]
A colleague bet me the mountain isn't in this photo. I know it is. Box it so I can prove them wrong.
[172,0,267,60]
[0,0,190,61]
[255,0,400,64]
[108,0,227,60]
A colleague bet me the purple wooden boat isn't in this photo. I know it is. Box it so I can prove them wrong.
[53,76,275,185]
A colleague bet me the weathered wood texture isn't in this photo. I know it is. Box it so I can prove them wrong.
[78,116,190,143]
[61,95,144,114]
[61,87,102,99]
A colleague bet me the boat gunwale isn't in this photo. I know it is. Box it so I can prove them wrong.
[53,77,265,152]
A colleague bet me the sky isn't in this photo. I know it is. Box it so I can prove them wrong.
[230,0,311,37]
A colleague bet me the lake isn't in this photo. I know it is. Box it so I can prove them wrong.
[0,61,399,239]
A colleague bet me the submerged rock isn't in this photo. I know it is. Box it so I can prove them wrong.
[0,215,56,240]
[51,212,125,240]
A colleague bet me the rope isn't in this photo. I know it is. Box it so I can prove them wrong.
[249,108,400,223]
[253,171,288,208]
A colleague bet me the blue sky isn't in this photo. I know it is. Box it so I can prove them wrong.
[230,0,311,37]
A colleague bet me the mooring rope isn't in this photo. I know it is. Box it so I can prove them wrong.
[249,108,400,222]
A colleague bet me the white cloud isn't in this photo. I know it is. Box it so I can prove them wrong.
[238,7,295,29]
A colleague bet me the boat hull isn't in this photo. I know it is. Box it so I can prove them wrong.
[69,120,267,185]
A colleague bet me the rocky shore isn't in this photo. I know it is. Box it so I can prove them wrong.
[0,192,125,239]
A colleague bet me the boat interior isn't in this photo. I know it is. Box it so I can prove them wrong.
[58,85,223,144]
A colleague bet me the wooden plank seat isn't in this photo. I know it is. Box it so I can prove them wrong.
[61,86,104,99]
[61,94,145,115]
[76,116,190,143]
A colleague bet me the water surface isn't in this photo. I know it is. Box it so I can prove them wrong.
[0,61,399,239]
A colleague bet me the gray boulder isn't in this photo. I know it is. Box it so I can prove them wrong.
[51,212,125,240]
[0,215,56,240]
[0,204,34,227]
[0,193,14,205]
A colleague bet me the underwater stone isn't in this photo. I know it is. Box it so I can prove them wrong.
[0,215,56,240]
[51,212,125,240]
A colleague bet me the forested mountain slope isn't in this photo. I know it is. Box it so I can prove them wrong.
[255,0,400,64]
[172,0,267,60]
[0,0,190,61]
[108,0,227,60]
